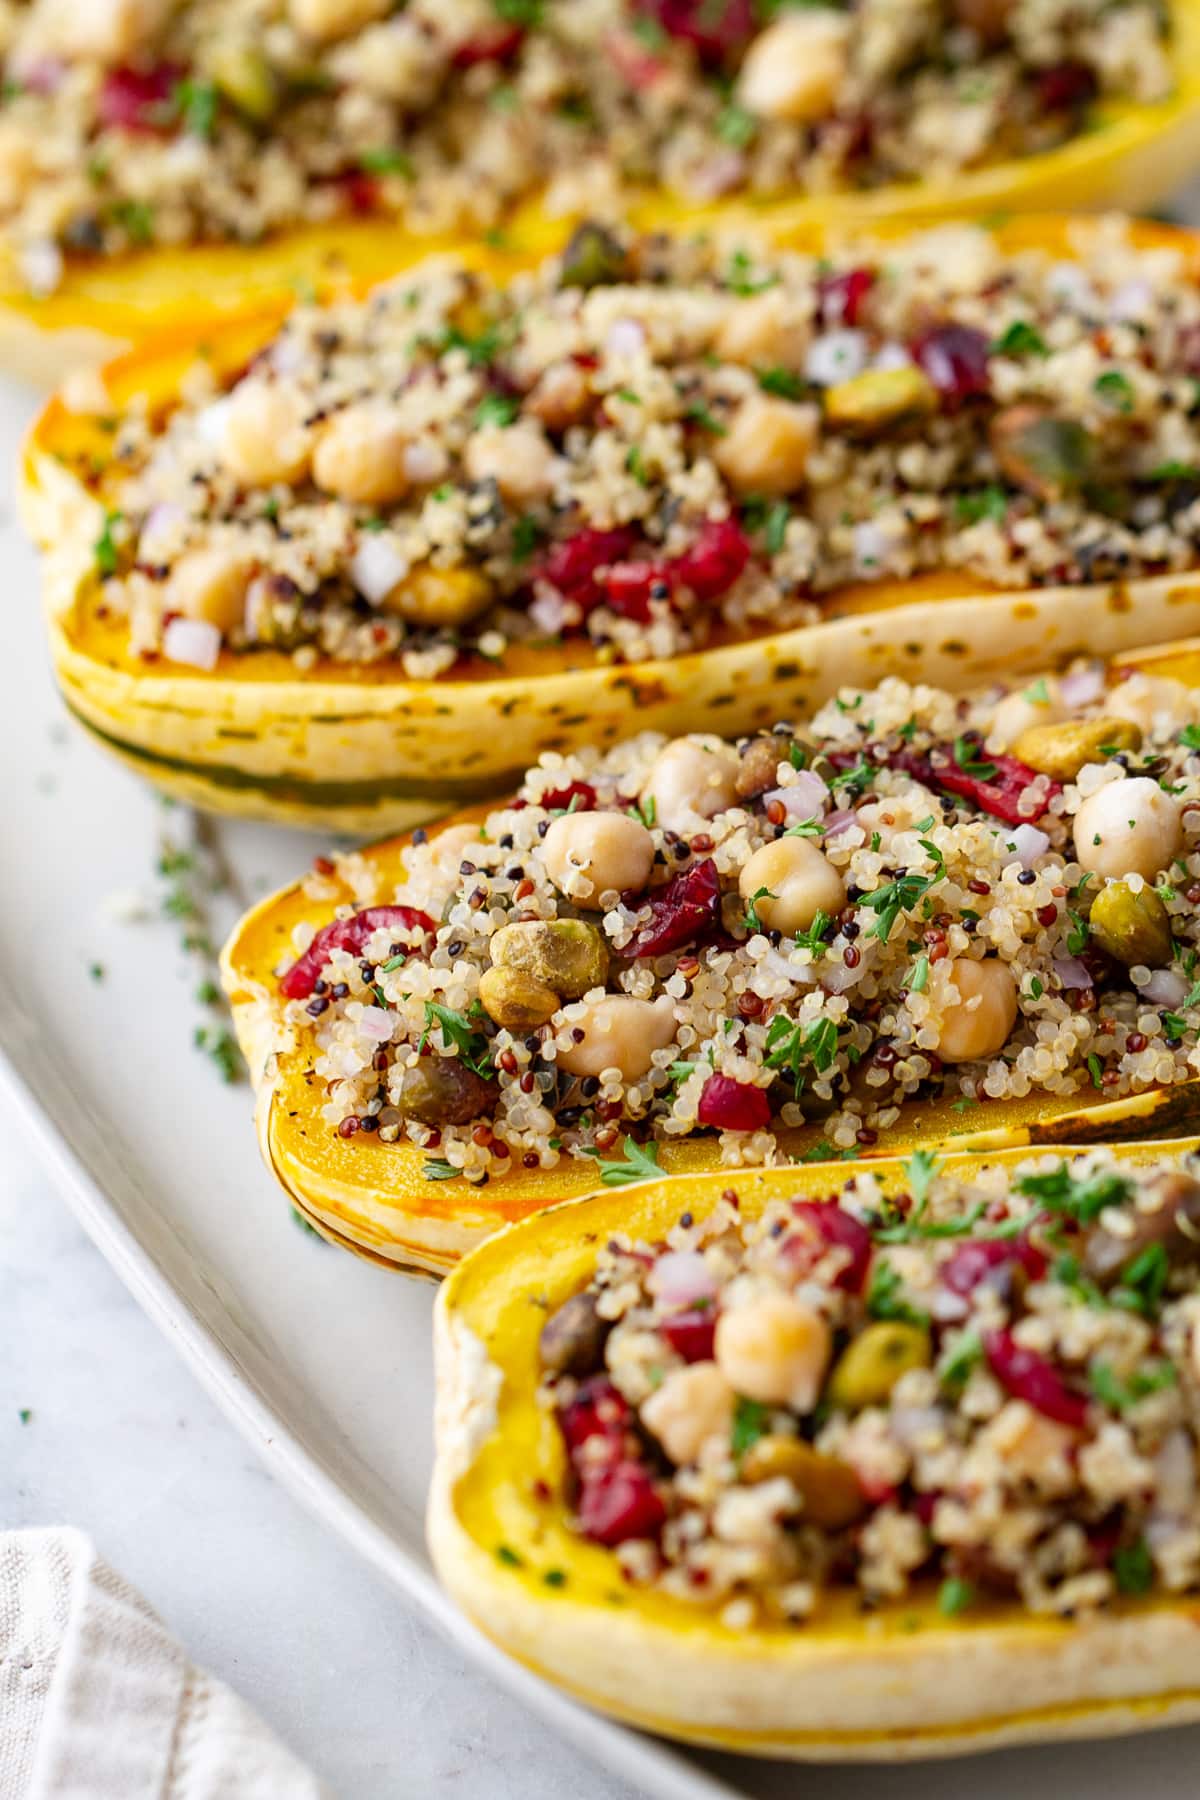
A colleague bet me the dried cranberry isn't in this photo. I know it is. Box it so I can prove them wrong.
[556,1375,631,1458]
[818,268,875,328]
[540,780,597,812]
[601,557,671,623]
[452,21,524,66]
[1035,61,1098,112]
[606,28,669,89]
[634,0,755,65]
[625,857,722,959]
[540,525,640,612]
[837,744,1061,826]
[577,1460,667,1545]
[335,170,380,216]
[660,1308,717,1362]
[983,1329,1088,1429]
[98,64,183,134]
[673,516,752,602]
[931,749,1060,826]
[940,1234,1046,1298]
[279,905,436,999]
[697,1073,771,1132]
[785,1201,873,1293]
[912,324,991,408]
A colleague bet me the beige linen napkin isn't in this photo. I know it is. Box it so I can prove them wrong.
[0,1527,330,1799]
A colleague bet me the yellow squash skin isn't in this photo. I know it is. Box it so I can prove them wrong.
[428,1144,1200,1759]
[26,218,1200,835]
[6,0,1200,382]
[221,644,1200,1276]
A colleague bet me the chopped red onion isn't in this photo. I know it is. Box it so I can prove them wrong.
[606,318,646,357]
[805,329,869,387]
[351,534,408,606]
[1051,956,1093,989]
[1058,664,1106,708]
[763,769,828,819]
[1141,967,1188,1007]
[647,1250,718,1309]
[823,808,859,838]
[162,617,222,671]
[356,1006,395,1042]
[999,823,1051,868]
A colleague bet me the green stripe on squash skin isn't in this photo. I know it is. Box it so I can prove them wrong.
[65,704,515,825]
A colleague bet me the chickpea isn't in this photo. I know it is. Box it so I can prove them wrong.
[557,994,676,1080]
[736,9,849,121]
[38,0,171,62]
[714,1290,832,1412]
[221,380,313,487]
[167,548,251,635]
[641,736,740,832]
[526,361,591,432]
[288,0,389,42]
[713,290,809,371]
[1106,673,1195,739]
[713,394,818,497]
[1073,777,1183,883]
[986,679,1066,752]
[382,565,492,627]
[464,421,558,505]
[313,403,410,506]
[641,1361,735,1467]
[935,959,1018,1063]
[738,837,845,936]
[542,811,655,907]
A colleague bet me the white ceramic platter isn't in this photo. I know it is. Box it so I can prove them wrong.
[6,362,1200,1800]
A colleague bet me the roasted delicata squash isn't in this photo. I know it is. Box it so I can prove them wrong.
[428,1142,1200,1758]
[222,638,1200,1275]
[4,0,1200,380]
[28,214,1200,833]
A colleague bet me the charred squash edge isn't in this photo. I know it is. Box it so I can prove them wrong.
[219,635,1200,1277]
[25,216,1200,835]
[427,1140,1200,1760]
[6,0,1200,382]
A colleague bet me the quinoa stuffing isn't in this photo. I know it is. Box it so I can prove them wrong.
[537,1148,1200,1624]
[0,1,1172,295]
[84,220,1200,678]
[275,657,1200,1182]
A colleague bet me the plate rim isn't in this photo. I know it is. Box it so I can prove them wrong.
[0,1038,742,1800]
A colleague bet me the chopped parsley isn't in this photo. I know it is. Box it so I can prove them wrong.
[866,1257,928,1325]
[581,1135,662,1187]
[93,509,123,578]
[742,885,777,933]
[756,366,808,400]
[954,485,1009,526]
[419,1000,494,1077]
[475,391,520,428]
[422,1158,459,1181]
[952,736,997,781]
[990,319,1047,358]
[1014,1162,1133,1225]
[731,1397,769,1461]
[1093,369,1135,413]
[937,1576,975,1616]
[764,1015,839,1095]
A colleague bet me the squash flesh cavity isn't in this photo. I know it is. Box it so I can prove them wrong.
[220,671,1200,1277]
[428,1146,1200,1757]
[6,0,1200,379]
[27,216,1200,833]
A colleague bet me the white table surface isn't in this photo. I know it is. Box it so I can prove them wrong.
[0,1105,641,1800]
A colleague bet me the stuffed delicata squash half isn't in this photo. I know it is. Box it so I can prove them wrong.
[27,213,1200,833]
[4,0,1200,380]
[428,1142,1200,1758]
[223,638,1200,1274]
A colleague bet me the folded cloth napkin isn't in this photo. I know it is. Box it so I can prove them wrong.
[0,1528,330,1799]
